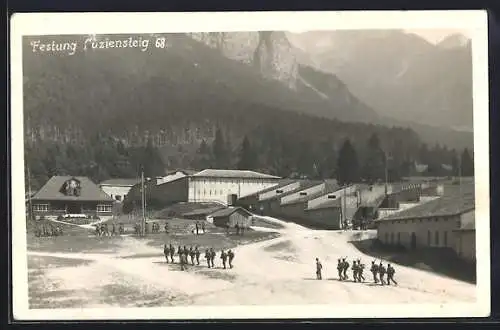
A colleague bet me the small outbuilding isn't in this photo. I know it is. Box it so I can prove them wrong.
[208,207,253,229]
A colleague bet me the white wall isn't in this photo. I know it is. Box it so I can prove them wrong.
[259,182,300,201]
[100,185,133,202]
[280,183,325,205]
[188,177,278,204]
[307,185,356,209]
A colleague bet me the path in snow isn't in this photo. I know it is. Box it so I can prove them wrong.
[28,215,476,307]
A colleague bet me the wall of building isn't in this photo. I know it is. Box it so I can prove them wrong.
[100,185,133,202]
[305,207,342,229]
[279,201,308,219]
[188,177,278,204]
[32,200,113,219]
[149,177,189,208]
[454,230,476,261]
[259,182,300,201]
[213,211,252,228]
[377,214,461,249]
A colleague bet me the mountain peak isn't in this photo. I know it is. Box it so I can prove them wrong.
[438,33,470,49]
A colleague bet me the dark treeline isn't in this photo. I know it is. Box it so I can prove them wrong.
[25,127,474,191]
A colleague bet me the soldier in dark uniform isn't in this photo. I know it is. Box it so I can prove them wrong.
[387,264,398,285]
[189,247,195,265]
[378,262,386,285]
[235,223,240,235]
[316,258,323,280]
[58,225,63,236]
[183,246,189,259]
[179,250,186,271]
[50,224,57,237]
[195,246,201,265]
[111,223,117,236]
[241,224,245,236]
[164,244,169,263]
[177,246,183,262]
[144,222,149,235]
[352,260,359,282]
[227,250,235,269]
[95,225,100,237]
[370,261,379,283]
[358,259,366,282]
[35,224,41,237]
[337,259,343,280]
[220,250,228,269]
[164,222,169,234]
[119,223,124,235]
[201,222,206,234]
[195,222,199,235]
[205,249,211,268]
[169,244,175,263]
[342,258,349,281]
[210,248,216,268]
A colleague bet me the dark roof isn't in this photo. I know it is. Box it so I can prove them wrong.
[192,169,280,179]
[237,179,297,201]
[209,207,253,218]
[378,183,475,221]
[99,178,140,186]
[281,190,326,206]
[33,176,114,202]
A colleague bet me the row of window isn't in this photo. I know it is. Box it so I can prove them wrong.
[390,216,453,225]
[384,230,450,247]
[32,204,112,213]
[193,179,271,185]
[197,189,232,197]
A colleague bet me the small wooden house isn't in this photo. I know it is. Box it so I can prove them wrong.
[208,207,253,228]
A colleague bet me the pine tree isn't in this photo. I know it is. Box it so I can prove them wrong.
[460,148,474,176]
[337,139,359,185]
[361,133,385,184]
[237,135,257,170]
[212,128,229,169]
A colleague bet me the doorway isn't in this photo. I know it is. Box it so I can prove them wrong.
[410,232,417,250]
[66,202,82,214]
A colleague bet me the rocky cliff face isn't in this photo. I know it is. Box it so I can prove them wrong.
[189,31,298,89]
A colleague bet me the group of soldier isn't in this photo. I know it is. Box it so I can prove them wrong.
[95,223,125,237]
[314,258,398,286]
[163,244,235,271]
[34,223,64,237]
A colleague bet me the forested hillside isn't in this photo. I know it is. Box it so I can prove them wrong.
[23,34,473,189]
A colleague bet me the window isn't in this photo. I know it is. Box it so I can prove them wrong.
[444,231,448,247]
[115,195,122,201]
[276,190,283,194]
[427,231,431,245]
[97,204,112,213]
[33,204,49,212]
[300,192,307,196]
[435,231,439,246]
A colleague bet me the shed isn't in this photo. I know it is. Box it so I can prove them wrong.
[209,207,253,228]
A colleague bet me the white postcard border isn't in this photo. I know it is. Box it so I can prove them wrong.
[10,10,490,320]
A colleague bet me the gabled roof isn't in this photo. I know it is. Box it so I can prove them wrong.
[192,169,280,179]
[165,169,198,176]
[182,206,226,217]
[209,207,253,218]
[99,178,141,187]
[281,190,326,206]
[237,179,297,201]
[378,183,475,221]
[33,176,114,202]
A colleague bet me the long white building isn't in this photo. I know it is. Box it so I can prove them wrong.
[188,169,281,204]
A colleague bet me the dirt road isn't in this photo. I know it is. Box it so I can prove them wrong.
[28,216,476,308]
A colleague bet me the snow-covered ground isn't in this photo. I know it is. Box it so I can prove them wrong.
[28,216,476,308]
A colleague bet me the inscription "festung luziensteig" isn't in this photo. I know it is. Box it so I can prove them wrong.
[29,36,170,56]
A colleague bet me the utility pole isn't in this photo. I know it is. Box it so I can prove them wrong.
[343,183,347,229]
[27,166,33,223]
[141,169,145,237]
[384,150,389,196]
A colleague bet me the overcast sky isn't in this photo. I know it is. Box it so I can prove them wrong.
[404,29,470,43]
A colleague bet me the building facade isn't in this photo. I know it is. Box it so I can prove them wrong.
[208,207,253,228]
[99,178,140,202]
[30,176,114,221]
[375,183,475,260]
[188,169,281,204]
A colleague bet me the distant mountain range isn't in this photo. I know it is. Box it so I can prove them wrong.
[287,30,473,132]
[22,31,473,152]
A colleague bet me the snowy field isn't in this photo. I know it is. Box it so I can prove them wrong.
[27,216,476,308]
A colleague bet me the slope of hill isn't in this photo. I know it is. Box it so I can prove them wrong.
[287,30,474,133]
